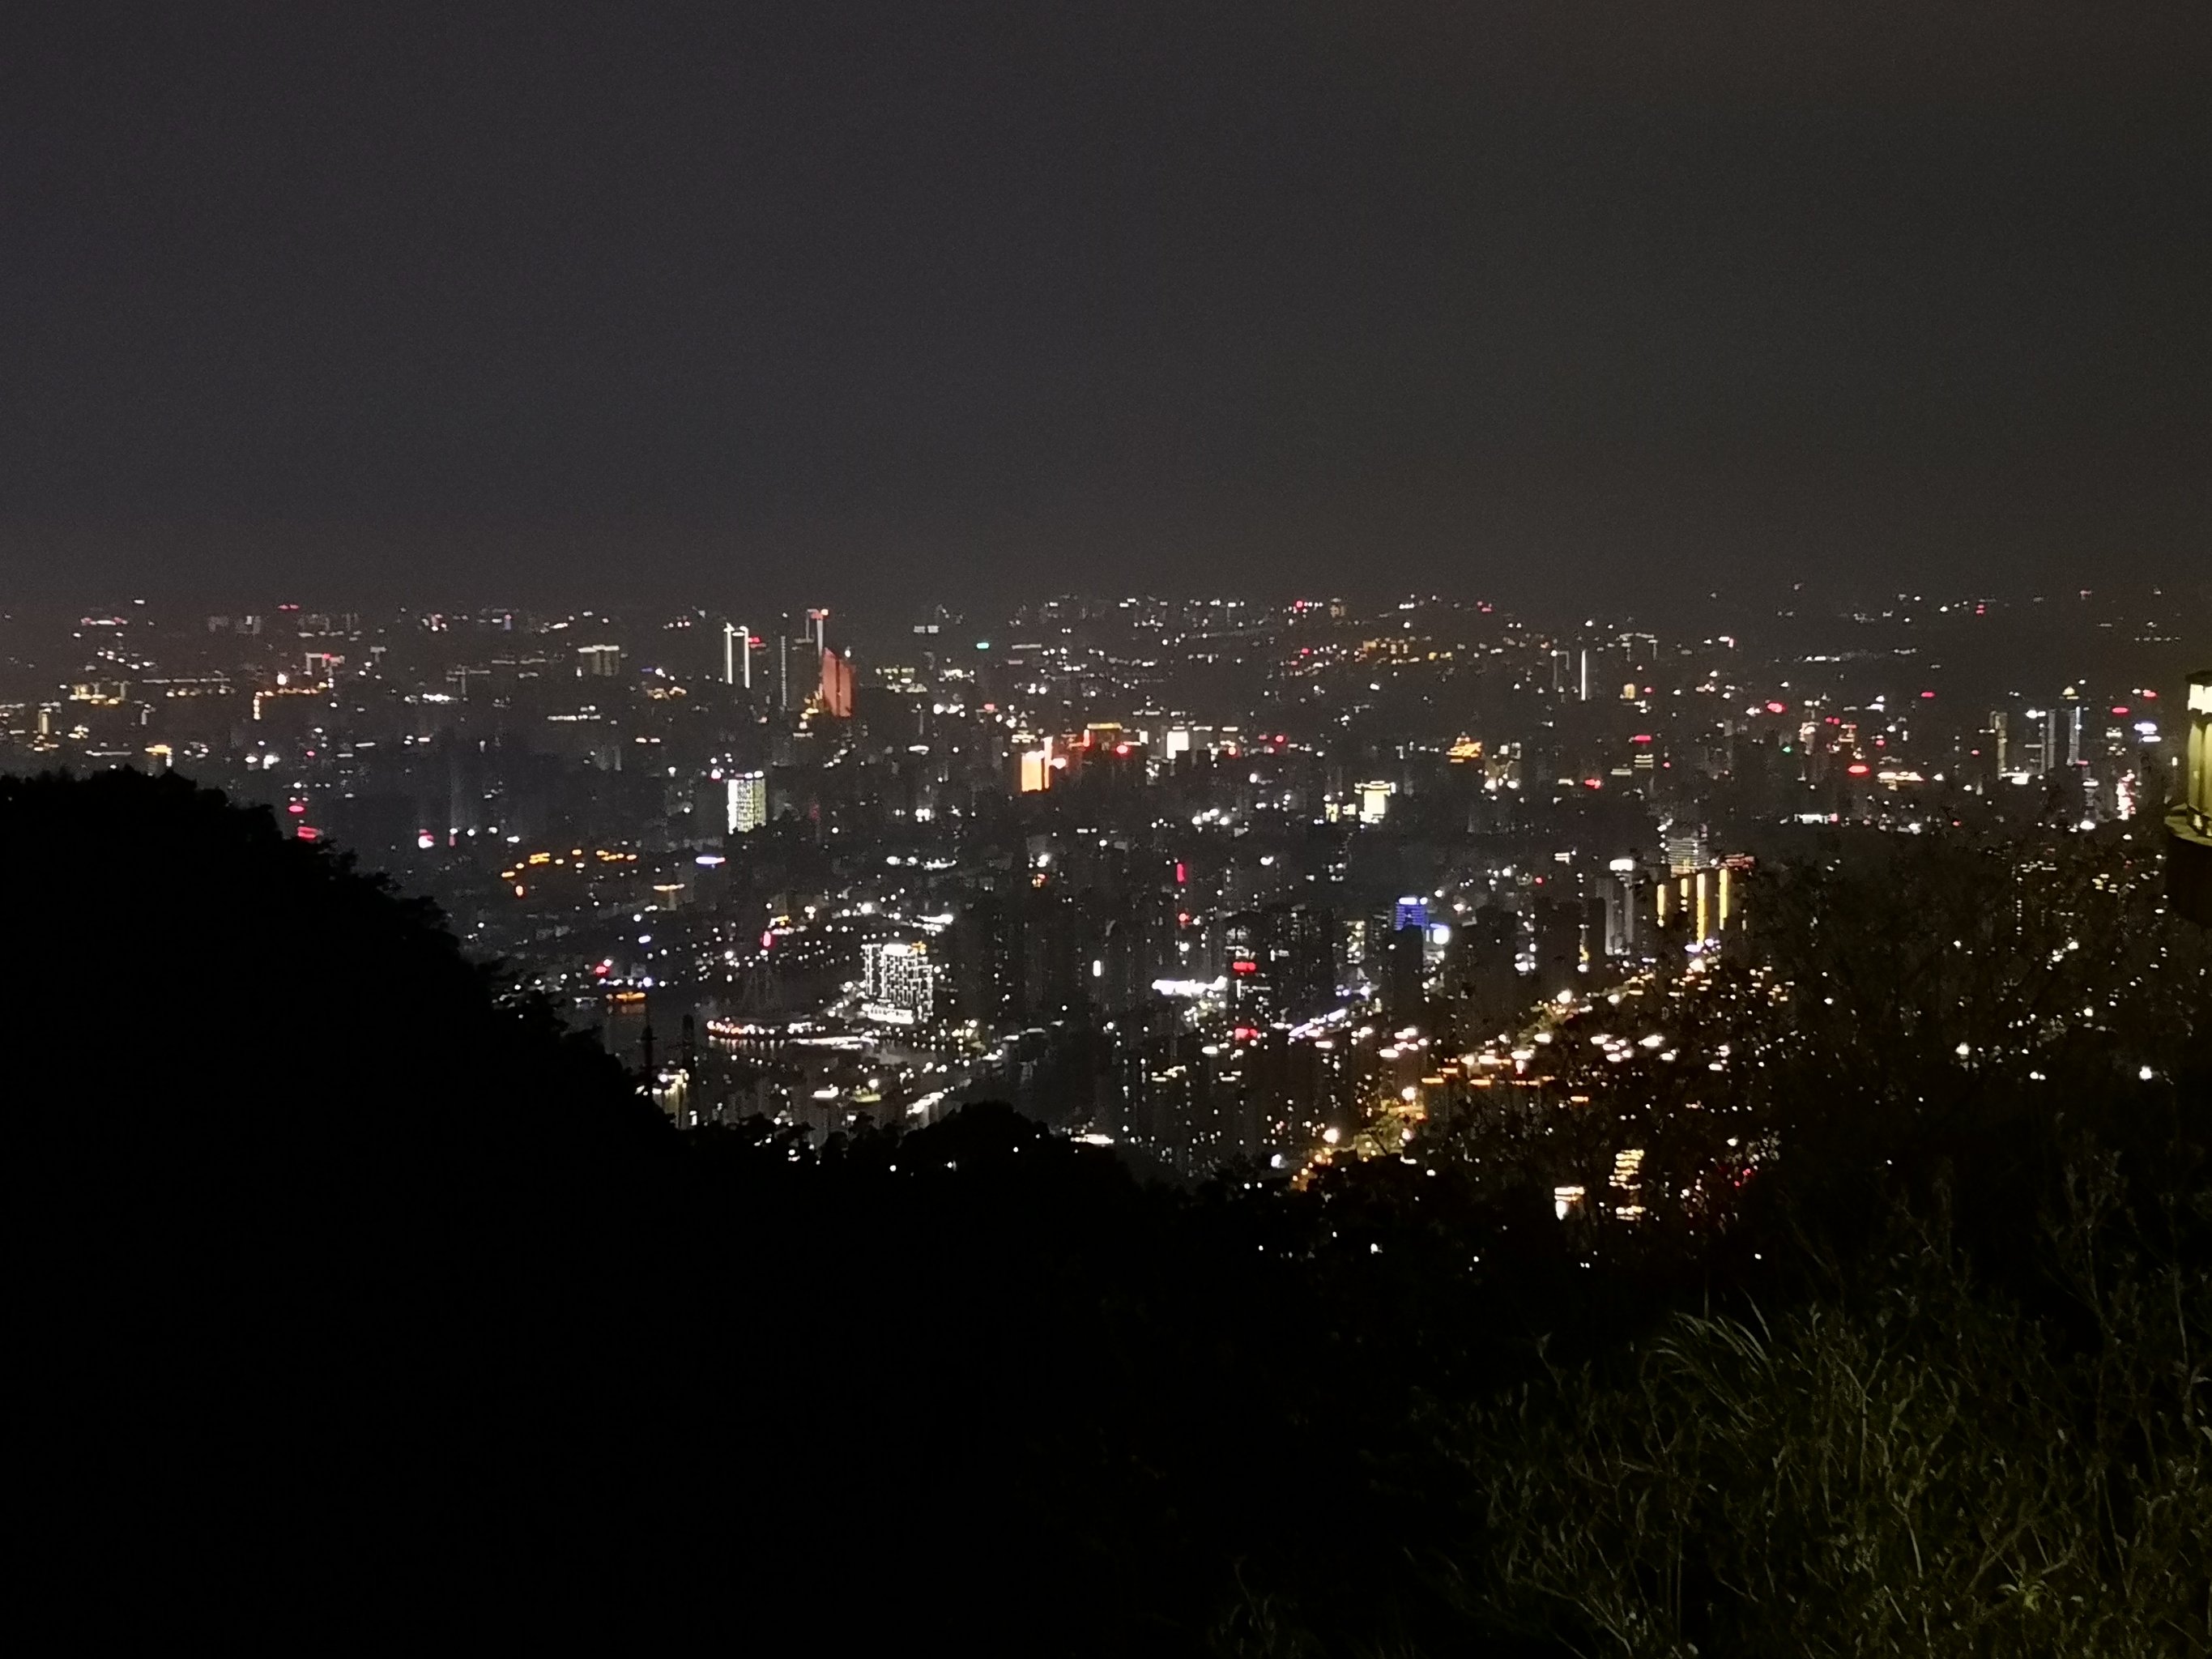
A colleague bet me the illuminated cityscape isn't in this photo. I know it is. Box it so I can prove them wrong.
[8,6,2208,1648]
[3,585,2198,1178]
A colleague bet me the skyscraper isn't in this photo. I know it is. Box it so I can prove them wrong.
[727,771,768,834]
[2168,669,2212,925]
[1386,911,1427,1026]
[1532,896,1582,1000]
[818,648,854,719]
[860,940,940,1026]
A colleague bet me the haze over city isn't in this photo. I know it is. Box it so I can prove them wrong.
[6,3,2210,612]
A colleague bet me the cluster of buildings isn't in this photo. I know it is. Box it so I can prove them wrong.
[1,587,2200,1171]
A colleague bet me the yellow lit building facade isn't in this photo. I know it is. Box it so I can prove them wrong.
[2168,669,2212,926]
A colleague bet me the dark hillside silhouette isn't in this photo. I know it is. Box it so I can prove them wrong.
[6,770,675,1632]
[8,771,2207,1653]
[6,772,1302,1644]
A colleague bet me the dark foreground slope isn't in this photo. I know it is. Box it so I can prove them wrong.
[6,771,673,1628]
[7,771,1438,1647]
[7,771,2208,1654]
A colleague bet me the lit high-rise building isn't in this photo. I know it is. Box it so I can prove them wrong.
[1601,857,1648,958]
[578,644,621,677]
[727,770,768,834]
[722,623,756,689]
[860,940,940,1026]
[817,648,854,719]
[2168,669,2212,925]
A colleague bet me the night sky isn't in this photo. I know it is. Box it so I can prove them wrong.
[5,2,2207,614]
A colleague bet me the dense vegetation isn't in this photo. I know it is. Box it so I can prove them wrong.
[9,770,2207,1652]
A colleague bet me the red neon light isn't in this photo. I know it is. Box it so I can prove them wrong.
[1630,734,1653,744]
[1174,861,1187,885]
[286,800,306,814]
[1847,763,1871,776]
[1765,701,1787,714]
[295,825,320,841]
[1920,690,1936,699]
[1231,959,1257,975]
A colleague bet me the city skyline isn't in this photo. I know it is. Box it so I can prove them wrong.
[6,578,2197,1167]
[8,9,2209,1643]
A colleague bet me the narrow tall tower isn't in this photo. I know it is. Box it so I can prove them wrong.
[2168,669,2212,925]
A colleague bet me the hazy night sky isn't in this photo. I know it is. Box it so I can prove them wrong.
[3,2,2207,616]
